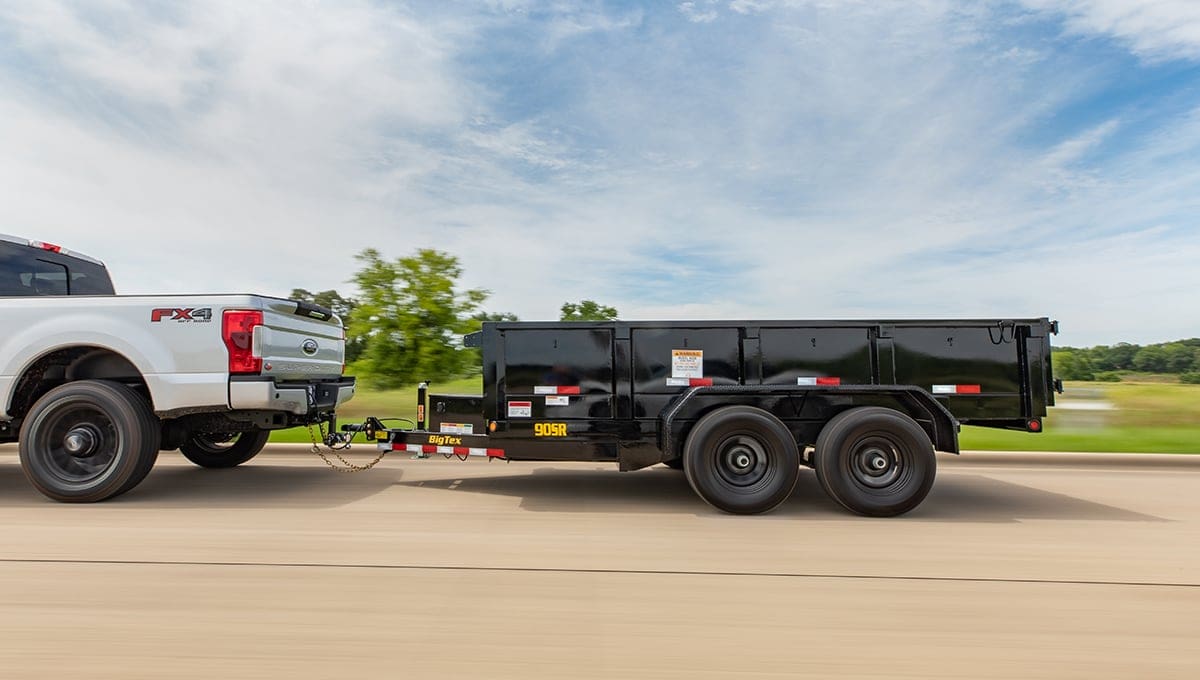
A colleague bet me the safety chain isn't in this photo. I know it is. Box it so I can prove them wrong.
[306,421,388,473]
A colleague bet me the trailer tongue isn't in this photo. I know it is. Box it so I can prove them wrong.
[360,318,1060,517]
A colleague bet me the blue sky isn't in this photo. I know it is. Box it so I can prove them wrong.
[1,1,1199,346]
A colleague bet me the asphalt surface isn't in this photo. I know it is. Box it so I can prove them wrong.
[1,444,1197,679]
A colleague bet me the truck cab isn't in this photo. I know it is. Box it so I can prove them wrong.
[0,234,115,297]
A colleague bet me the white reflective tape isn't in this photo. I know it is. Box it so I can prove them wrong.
[393,443,498,457]
[533,386,556,394]
[932,384,981,394]
[797,377,817,385]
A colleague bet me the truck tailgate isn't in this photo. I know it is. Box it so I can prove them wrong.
[257,299,345,381]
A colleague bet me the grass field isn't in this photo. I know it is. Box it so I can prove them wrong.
[273,378,1200,453]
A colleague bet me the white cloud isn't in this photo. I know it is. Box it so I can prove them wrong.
[0,0,471,291]
[1020,0,1200,61]
[1,0,1198,347]
[679,2,719,24]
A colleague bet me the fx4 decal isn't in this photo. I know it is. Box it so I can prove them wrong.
[151,308,213,323]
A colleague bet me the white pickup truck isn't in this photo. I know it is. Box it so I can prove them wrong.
[0,234,355,502]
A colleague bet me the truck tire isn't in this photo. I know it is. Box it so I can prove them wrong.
[19,380,161,503]
[179,429,270,468]
[814,407,936,517]
[683,406,801,514]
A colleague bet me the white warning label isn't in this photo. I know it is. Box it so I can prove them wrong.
[507,401,532,418]
[545,395,570,406]
[671,349,703,378]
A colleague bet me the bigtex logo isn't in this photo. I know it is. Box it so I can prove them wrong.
[427,435,463,446]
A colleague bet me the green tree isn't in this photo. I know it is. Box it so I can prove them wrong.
[471,311,520,324]
[1132,345,1168,373]
[1161,342,1196,373]
[1053,350,1094,381]
[1105,343,1140,371]
[290,288,363,362]
[348,248,488,388]
[560,300,618,321]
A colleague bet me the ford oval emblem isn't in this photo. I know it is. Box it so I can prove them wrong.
[301,339,319,356]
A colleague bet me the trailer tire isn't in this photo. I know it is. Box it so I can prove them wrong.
[683,406,800,514]
[19,380,161,503]
[814,407,935,517]
[180,429,270,468]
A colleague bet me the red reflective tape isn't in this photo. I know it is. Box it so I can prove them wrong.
[816,377,841,386]
[421,445,437,453]
[534,385,580,395]
[690,378,713,387]
[486,449,505,457]
[453,447,469,455]
[957,384,981,394]
[391,443,406,451]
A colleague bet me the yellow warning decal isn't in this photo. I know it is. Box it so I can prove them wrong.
[533,422,568,437]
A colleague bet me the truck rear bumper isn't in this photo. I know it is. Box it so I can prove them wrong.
[229,377,356,416]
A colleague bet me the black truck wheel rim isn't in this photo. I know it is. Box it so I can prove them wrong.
[42,405,120,483]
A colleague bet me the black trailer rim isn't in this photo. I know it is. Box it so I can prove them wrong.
[714,434,772,488]
[39,404,121,483]
[847,434,909,491]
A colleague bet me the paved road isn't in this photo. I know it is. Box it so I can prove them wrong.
[1,445,1197,679]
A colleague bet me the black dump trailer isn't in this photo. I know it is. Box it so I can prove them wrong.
[365,319,1060,517]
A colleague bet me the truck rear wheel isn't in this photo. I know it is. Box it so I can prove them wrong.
[814,407,936,517]
[179,429,270,468]
[19,380,160,502]
[683,406,801,514]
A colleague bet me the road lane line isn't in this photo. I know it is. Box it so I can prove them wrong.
[0,558,1194,589]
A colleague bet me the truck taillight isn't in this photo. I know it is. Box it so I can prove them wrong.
[223,310,263,374]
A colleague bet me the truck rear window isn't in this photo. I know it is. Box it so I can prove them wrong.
[0,243,115,296]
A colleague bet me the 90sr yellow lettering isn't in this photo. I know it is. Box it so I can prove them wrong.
[533,422,568,437]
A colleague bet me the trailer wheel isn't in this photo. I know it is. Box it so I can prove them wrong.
[19,380,161,503]
[179,429,270,468]
[814,407,936,517]
[683,406,801,514]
